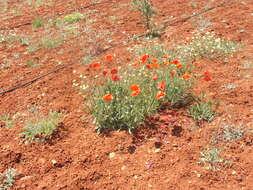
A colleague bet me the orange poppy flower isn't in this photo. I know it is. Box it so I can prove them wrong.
[184,40,190,45]
[170,70,177,76]
[163,62,170,66]
[152,63,160,69]
[176,63,183,69]
[131,90,141,96]
[105,55,113,61]
[156,91,165,99]
[152,58,158,64]
[130,84,140,91]
[158,81,166,91]
[162,55,169,59]
[182,72,191,79]
[103,94,113,101]
[153,74,158,80]
[132,62,140,67]
[90,62,101,69]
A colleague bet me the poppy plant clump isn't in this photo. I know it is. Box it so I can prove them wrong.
[89,53,196,134]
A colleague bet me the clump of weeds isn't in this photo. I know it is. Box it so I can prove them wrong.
[199,147,228,170]
[21,111,62,142]
[0,168,16,190]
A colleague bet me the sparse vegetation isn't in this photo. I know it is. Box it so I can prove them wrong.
[41,37,63,49]
[188,101,217,122]
[63,13,84,24]
[212,124,244,144]
[0,168,16,190]
[21,111,62,142]
[174,32,240,62]
[131,0,157,33]
[32,18,44,27]
[0,114,14,128]
[199,148,227,170]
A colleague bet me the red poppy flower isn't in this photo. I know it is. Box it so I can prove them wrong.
[103,94,113,101]
[153,74,158,80]
[204,71,210,75]
[146,64,152,70]
[112,75,120,81]
[105,55,113,61]
[182,72,191,79]
[102,69,108,76]
[170,70,177,76]
[172,59,180,65]
[156,91,165,99]
[158,81,166,91]
[38,7,45,14]
[131,90,141,96]
[111,68,118,75]
[141,54,150,63]
[130,84,140,91]
[204,75,212,82]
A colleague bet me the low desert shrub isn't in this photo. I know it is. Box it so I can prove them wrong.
[21,111,62,141]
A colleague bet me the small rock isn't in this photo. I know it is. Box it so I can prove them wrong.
[20,176,34,181]
[51,160,57,165]
[109,152,115,159]
[154,149,160,153]
[121,165,126,170]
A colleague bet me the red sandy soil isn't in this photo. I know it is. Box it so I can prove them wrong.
[0,0,252,189]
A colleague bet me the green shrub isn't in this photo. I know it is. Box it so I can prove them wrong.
[21,111,62,141]
[188,101,216,121]
[32,18,44,27]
